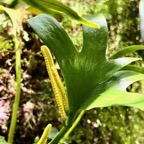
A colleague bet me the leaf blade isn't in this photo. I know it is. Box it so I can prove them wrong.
[110,45,144,59]
[80,70,144,110]
[24,0,99,28]
[27,14,77,70]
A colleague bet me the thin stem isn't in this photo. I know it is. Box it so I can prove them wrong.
[49,110,85,144]
[59,110,85,143]
[8,48,21,144]
[2,7,22,144]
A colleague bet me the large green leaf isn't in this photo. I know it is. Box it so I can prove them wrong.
[80,70,144,110]
[23,0,99,28]
[27,14,144,124]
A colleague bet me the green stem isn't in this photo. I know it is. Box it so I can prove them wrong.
[60,110,85,143]
[8,39,21,144]
[49,110,85,144]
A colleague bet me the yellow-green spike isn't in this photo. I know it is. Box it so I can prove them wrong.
[41,45,68,121]
[37,123,52,144]
[51,66,69,113]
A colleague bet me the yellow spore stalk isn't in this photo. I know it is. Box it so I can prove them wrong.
[37,124,52,144]
[51,67,69,112]
[41,45,69,121]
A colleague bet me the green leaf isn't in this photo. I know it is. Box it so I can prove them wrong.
[0,5,21,51]
[0,136,7,144]
[81,70,144,110]
[49,127,59,139]
[27,14,144,125]
[26,6,63,19]
[110,45,144,59]
[0,5,20,35]
[23,0,99,28]
[122,65,144,74]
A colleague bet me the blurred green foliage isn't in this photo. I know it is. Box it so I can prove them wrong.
[0,136,7,144]
[0,0,144,144]
[0,12,13,51]
[0,0,18,7]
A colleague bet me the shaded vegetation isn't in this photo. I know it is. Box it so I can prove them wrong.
[0,0,144,144]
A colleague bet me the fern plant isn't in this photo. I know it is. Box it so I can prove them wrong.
[1,0,144,143]
[27,13,144,143]
[0,0,100,143]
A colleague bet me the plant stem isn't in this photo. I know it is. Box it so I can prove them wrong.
[8,40,21,144]
[49,110,85,144]
[59,110,85,143]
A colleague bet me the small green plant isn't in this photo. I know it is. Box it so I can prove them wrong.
[27,13,144,143]
[0,5,22,144]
